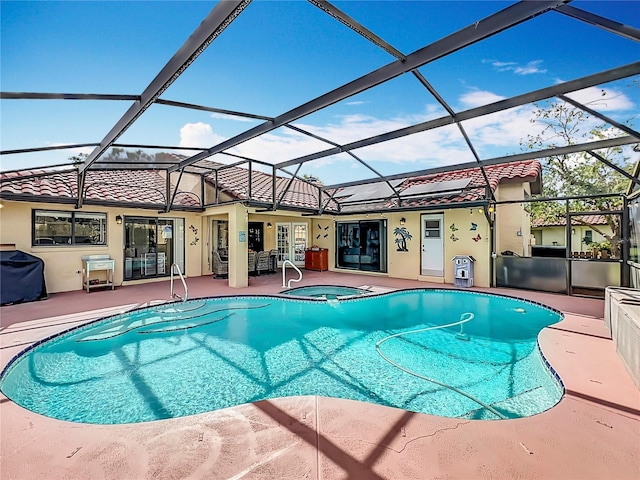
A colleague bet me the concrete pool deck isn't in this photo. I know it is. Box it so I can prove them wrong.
[1,272,639,479]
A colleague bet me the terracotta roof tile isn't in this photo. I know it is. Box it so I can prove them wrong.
[194,160,339,212]
[339,160,541,211]
[532,214,610,227]
[1,159,540,213]
[0,169,200,207]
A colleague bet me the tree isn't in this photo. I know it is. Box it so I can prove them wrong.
[522,92,638,257]
[301,174,322,186]
[69,153,88,166]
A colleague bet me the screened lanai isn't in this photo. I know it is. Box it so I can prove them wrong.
[1,0,639,295]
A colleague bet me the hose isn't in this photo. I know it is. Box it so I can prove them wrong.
[375,312,506,420]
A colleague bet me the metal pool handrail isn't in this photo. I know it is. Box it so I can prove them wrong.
[281,260,303,288]
[170,263,188,302]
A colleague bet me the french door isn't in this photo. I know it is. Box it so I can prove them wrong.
[276,222,307,267]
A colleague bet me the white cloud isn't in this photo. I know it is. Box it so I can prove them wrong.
[514,60,547,75]
[461,104,542,151]
[179,122,226,151]
[210,112,258,122]
[174,85,635,185]
[346,100,367,106]
[485,59,547,75]
[459,90,506,108]
[564,85,635,111]
[50,142,95,157]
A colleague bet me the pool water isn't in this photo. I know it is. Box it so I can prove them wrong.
[0,289,564,424]
[282,285,370,299]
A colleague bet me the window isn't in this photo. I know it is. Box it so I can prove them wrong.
[33,210,107,246]
[583,230,593,245]
[424,219,441,238]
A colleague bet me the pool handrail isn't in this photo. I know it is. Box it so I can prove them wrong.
[281,260,303,288]
[170,263,188,302]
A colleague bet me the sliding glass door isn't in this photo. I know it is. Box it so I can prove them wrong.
[336,220,386,272]
[124,216,184,280]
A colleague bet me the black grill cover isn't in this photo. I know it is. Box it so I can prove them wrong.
[0,250,47,305]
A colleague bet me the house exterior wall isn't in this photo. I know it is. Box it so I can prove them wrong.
[0,200,203,294]
[1,176,533,293]
[495,183,531,256]
[333,209,492,288]
[532,225,613,252]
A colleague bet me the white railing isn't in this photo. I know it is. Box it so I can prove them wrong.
[170,263,188,302]
[281,260,303,288]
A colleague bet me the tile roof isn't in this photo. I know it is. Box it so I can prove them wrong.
[0,168,200,207]
[531,214,610,227]
[0,159,541,213]
[339,160,541,212]
[192,160,340,212]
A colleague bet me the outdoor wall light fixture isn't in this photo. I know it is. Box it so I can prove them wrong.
[400,217,406,226]
[115,215,123,225]
[571,228,576,234]
[267,222,273,229]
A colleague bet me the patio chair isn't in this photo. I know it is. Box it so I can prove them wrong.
[256,250,270,275]
[269,249,278,273]
[212,251,228,278]
[248,251,257,276]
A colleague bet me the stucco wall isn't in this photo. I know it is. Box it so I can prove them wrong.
[495,184,530,256]
[533,225,613,251]
[0,200,203,294]
[332,209,491,288]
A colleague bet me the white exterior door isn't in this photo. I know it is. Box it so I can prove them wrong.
[276,222,308,267]
[276,223,291,266]
[421,213,444,276]
[292,223,307,266]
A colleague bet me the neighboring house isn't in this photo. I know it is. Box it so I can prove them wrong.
[531,214,615,256]
[0,157,541,293]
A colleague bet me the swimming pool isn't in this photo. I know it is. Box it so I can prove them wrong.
[0,289,564,424]
[281,285,370,299]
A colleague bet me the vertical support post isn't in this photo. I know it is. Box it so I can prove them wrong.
[200,173,205,208]
[76,170,86,209]
[248,161,252,201]
[621,195,630,287]
[215,169,220,205]
[565,200,572,295]
[272,166,277,208]
[488,203,495,287]
[228,203,248,288]
[165,171,172,212]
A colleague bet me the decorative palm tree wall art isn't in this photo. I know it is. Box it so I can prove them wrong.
[393,227,412,252]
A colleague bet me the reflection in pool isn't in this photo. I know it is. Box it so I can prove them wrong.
[0,289,564,424]
[281,285,370,299]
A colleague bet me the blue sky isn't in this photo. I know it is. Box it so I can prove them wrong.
[1,1,639,185]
